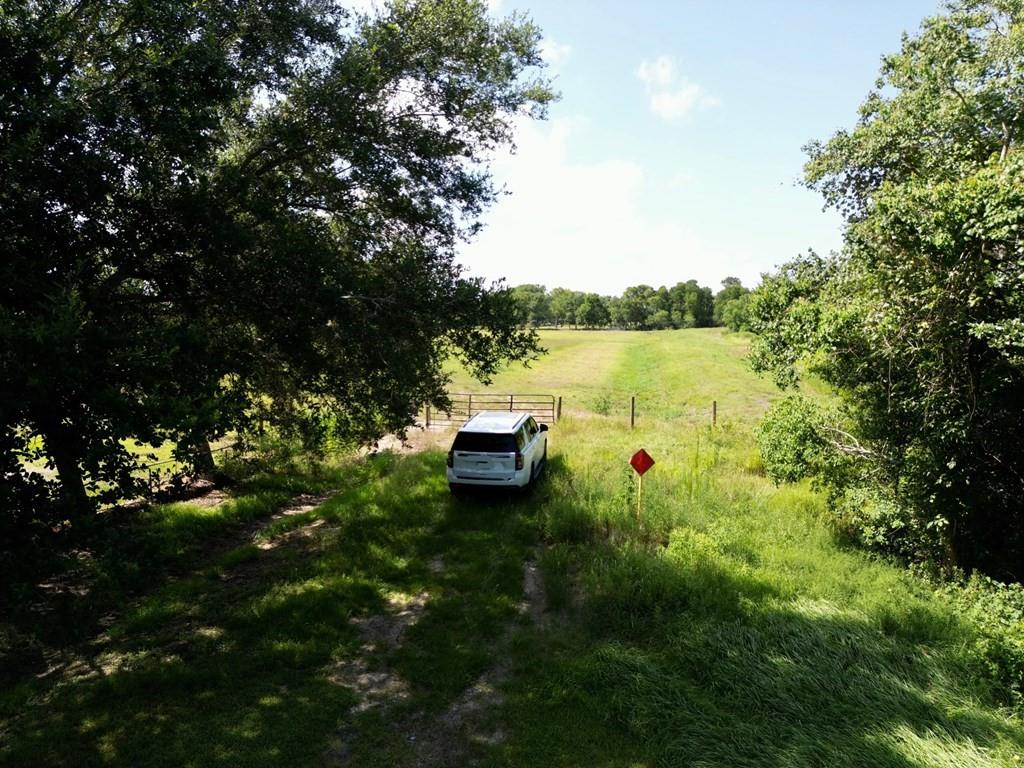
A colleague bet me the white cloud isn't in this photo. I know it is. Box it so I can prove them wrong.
[668,170,693,189]
[636,55,719,122]
[458,117,743,294]
[540,38,572,66]
[650,83,702,121]
[636,56,675,88]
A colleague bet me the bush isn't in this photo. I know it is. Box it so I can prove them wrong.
[721,294,751,331]
[831,484,941,563]
[757,396,824,484]
[590,392,613,416]
[940,574,1024,707]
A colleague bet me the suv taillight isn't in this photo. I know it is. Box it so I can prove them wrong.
[515,453,523,470]
[447,450,454,468]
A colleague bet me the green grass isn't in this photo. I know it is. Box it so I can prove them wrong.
[18,435,219,482]
[447,329,635,412]
[2,329,1022,767]
[508,421,1023,766]
[0,460,351,664]
[448,328,782,424]
[1,453,534,767]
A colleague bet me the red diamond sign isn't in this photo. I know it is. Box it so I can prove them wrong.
[629,449,655,476]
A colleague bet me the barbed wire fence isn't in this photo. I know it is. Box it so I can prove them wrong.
[419,391,720,431]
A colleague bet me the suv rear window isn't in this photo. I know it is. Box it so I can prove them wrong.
[452,432,517,453]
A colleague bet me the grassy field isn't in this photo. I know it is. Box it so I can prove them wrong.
[2,329,1022,767]
[447,328,781,422]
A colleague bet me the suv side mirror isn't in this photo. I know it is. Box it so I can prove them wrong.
[539,423,549,432]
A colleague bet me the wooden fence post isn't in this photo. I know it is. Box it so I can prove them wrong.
[712,400,717,428]
[630,395,636,430]
[467,394,472,419]
[556,396,562,422]
[509,394,514,412]
[425,404,431,428]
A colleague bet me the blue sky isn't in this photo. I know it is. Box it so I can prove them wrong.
[455,0,941,294]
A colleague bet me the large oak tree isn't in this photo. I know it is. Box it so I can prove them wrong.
[0,0,553,531]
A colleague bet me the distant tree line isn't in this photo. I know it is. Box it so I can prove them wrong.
[508,278,752,331]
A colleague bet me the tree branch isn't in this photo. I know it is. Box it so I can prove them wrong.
[822,425,875,458]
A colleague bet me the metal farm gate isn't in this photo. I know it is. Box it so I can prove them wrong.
[422,393,559,428]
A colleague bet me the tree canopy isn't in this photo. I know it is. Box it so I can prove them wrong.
[1,0,554,531]
[751,0,1024,576]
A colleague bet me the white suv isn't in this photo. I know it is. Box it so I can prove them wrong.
[446,411,549,492]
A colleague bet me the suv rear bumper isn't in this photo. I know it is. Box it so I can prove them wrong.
[446,467,530,488]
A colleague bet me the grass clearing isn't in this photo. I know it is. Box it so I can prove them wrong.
[448,328,782,426]
[17,435,237,486]
[2,329,1022,767]
[447,329,634,415]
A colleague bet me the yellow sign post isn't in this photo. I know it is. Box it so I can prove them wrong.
[629,449,655,521]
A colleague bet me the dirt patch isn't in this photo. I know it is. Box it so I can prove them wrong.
[253,491,336,551]
[327,555,551,767]
[278,492,333,517]
[366,427,457,456]
[33,550,95,601]
[391,557,549,767]
[188,488,232,508]
[401,662,509,767]
[254,518,326,551]
[350,591,430,653]
[326,657,412,715]
[325,581,438,767]
[519,560,547,627]
[322,654,418,768]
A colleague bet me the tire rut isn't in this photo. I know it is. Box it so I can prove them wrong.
[326,555,549,768]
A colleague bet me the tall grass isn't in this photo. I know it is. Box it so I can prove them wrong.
[496,330,1024,767]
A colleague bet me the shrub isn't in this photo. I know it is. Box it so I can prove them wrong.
[757,395,824,484]
[940,574,1024,707]
[590,392,613,416]
[831,484,942,563]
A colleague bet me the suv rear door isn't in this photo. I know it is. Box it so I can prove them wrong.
[522,417,542,466]
[450,431,518,480]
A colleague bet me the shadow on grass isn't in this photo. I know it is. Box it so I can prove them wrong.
[0,459,365,685]
[0,450,537,768]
